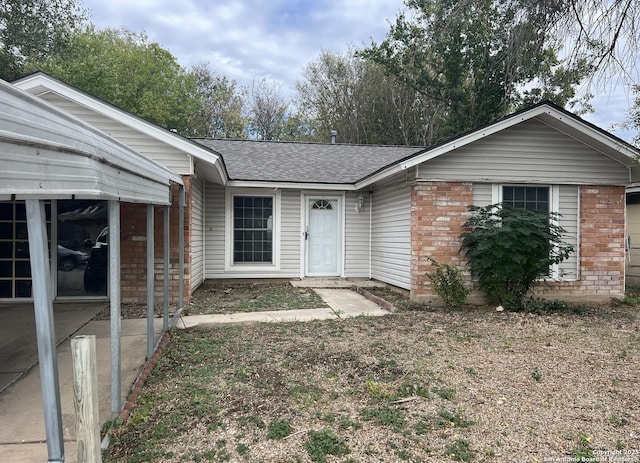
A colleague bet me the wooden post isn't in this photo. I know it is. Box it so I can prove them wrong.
[71,335,102,463]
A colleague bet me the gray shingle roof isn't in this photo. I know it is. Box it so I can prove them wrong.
[193,139,424,184]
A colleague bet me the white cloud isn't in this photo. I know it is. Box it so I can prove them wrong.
[83,0,637,142]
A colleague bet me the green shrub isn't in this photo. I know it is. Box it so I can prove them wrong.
[426,258,470,307]
[460,204,574,309]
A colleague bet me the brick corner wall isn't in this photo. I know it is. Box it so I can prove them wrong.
[410,181,473,300]
[120,177,193,305]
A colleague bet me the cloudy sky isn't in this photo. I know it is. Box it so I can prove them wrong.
[83,0,638,142]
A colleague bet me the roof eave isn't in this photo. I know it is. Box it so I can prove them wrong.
[226,180,358,190]
[364,104,639,186]
[13,72,229,184]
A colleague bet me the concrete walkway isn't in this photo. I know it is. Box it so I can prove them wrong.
[178,288,390,329]
[0,285,388,462]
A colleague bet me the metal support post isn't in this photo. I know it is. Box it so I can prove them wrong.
[163,205,170,331]
[26,199,64,463]
[146,204,155,358]
[108,200,121,417]
[179,186,185,309]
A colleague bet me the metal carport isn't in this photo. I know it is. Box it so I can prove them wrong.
[0,78,185,463]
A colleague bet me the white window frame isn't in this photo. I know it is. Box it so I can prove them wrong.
[225,188,281,272]
[493,184,561,279]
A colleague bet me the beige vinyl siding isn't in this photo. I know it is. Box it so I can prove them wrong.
[472,183,493,206]
[204,185,300,278]
[204,182,225,276]
[371,180,411,289]
[626,203,640,286]
[280,189,302,276]
[190,175,205,291]
[418,119,629,185]
[558,185,579,279]
[38,92,192,174]
[627,203,640,246]
[345,191,371,277]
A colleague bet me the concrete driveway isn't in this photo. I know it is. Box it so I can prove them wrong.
[0,302,163,463]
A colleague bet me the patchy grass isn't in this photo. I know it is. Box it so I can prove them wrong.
[185,282,328,314]
[105,289,640,462]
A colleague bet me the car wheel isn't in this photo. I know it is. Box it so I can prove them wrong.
[59,258,75,272]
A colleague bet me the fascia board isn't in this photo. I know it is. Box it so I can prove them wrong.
[226,180,358,191]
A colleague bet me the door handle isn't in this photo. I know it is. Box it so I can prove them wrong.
[304,231,308,240]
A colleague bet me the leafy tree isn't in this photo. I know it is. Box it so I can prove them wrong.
[185,63,246,139]
[35,27,197,134]
[555,0,639,80]
[245,78,315,141]
[0,0,86,80]
[246,78,289,140]
[360,0,591,140]
[296,50,440,145]
[459,204,574,309]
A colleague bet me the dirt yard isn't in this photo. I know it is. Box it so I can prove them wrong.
[104,285,640,463]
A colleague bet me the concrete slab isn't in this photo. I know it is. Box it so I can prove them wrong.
[0,303,107,392]
[291,278,386,288]
[313,288,389,317]
[178,288,389,329]
[0,316,163,463]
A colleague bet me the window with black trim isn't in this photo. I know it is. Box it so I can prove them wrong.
[502,186,549,212]
[233,196,273,263]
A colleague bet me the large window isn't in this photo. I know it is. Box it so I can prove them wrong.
[233,196,273,263]
[0,200,51,298]
[502,186,549,212]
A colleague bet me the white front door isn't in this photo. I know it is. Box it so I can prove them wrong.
[306,198,340,276]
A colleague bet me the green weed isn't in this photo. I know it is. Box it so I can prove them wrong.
[304,428,351,463]
[360,406,406,431]
[531,367,542,382]
[571,433,595,460]
[437,409,475,428]
[432,386,456,400]
[267,419,293,440]
[445,438,475,462]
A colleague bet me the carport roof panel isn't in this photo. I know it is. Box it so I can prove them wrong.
[0,79,182,204]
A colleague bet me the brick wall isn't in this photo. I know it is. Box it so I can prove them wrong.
[120,175,192,305]
[410,181,473,300]
[535,185,626,298]
[410,182,626,302]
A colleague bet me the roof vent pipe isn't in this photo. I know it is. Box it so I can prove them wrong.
[330,130,337,144]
